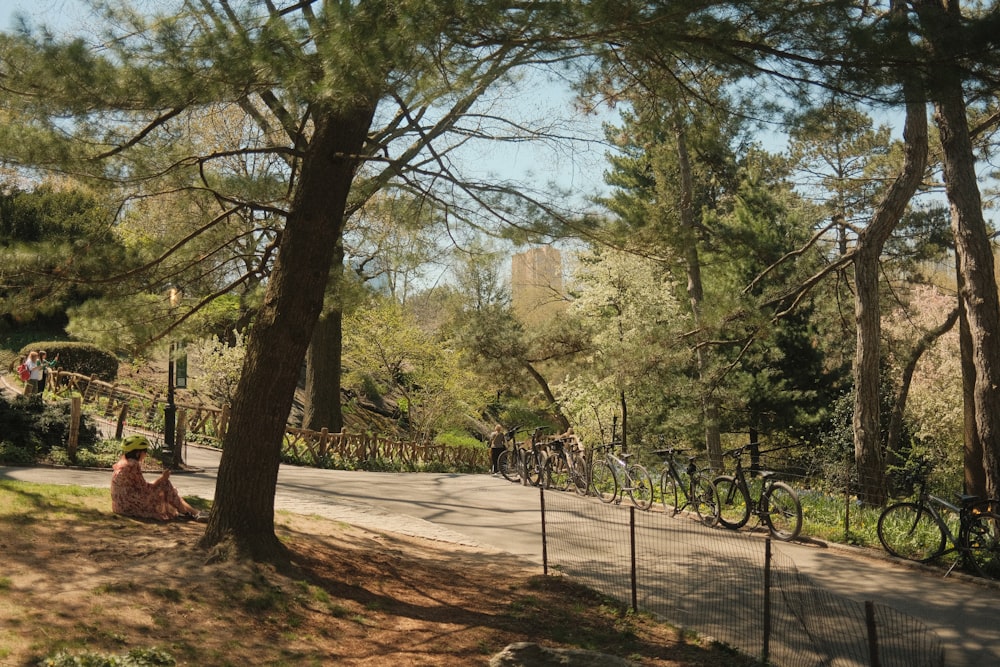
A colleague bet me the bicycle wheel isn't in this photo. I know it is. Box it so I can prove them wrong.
[660,470,680,514]
[626,464,654,510]
[962,509,1000,579]
[590,460,617,503]
[763,481,802,541]
[544,455,570,492]
[497,450,519,483]
[877,502,947,562]
[713,475,750,529]
[570,457,590,496]
[524,450,543,487]
[690,477,721,527]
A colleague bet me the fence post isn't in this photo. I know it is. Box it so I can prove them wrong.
[115,404,128,439]
[540,486,548,576]
[844,483,852,542]
[630,505,638,613]
[68,396,82,460]
[866,600,881,667]
[762,538,771,666]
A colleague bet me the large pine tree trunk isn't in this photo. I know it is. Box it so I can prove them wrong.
[200,103,375,560]
[303,243,345,434]
[674,122,722,470]
[303,308,344,433]
[851,27,927,504]
[914,0,1000,500]
[958,271,986,498]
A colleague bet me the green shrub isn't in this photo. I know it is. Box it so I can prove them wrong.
[433,430,482,449]
[0,394,101,465]
[0,440,34,465]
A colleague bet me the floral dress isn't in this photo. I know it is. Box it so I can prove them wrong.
[111,458,186,520]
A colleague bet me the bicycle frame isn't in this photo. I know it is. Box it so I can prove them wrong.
[654,447,719,525]
[714,445,802,540]
[894,484,978,574]
[589,442,654,510]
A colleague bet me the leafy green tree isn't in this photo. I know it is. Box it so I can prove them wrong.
[344,297,485,438]
[0,184,124,326]
[0,1,599,559]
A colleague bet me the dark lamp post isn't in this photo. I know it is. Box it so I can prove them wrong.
[165,342,177,462]
[165,287,182,468]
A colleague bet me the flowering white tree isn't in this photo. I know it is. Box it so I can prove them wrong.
[556,247,687,450]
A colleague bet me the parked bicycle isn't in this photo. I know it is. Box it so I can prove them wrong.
[877,475,1000,579]
[496,427,525,483]
[542,435,589,495]
[713,445,802,541]
[497,427,545,486]
[653,446,719,526]
[589,442,654,510]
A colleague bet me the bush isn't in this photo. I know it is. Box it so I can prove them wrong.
[0,394,101,465]
[433,430,482,449]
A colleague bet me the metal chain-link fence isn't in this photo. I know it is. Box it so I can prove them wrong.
[540,489,944,667]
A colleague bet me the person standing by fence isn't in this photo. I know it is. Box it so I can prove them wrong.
[23,351,43,395]
[489,424,506,475]
[38,350,58,393]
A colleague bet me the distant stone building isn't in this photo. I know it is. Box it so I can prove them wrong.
[511,246,567,326]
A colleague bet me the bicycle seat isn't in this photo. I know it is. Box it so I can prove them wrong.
[653,448,683,457]
[958,493,984,507]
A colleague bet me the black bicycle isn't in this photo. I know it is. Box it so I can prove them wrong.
[497,427,545,485]
[877,476,1000,579]
[589,441,655,510]
[542,436,589,495]
[653,446,719,526]
[713,445,802,541]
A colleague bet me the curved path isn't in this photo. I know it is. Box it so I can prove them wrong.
[3,445,1000,667]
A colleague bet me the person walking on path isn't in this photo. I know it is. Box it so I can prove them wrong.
[23,351,43,395]
[488,424,506,475]
[110,435,206,522]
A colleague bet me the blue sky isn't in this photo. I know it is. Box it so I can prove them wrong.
[0,0,613,202]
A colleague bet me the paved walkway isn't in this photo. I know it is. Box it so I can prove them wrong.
[4,444,1000,666]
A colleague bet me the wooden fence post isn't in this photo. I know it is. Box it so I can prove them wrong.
[219,404,230,438]
[115,404,128,439]
[68,396,82,460]
[319,428,330,462]
[866,600,881,667]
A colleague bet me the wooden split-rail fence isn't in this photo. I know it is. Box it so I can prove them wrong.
[48,370,488,470]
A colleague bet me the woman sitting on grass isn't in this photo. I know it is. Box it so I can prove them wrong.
[111,435,206,522]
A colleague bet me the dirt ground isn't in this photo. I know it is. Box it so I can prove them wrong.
[0,492,755,667]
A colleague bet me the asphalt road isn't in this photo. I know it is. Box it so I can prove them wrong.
[3,445,999,667]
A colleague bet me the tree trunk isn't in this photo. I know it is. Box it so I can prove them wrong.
[851,27,927,505]
[522,360,570,431]
[200,102,376,561]
[915,0,1000,500]
[303,245,345,434]
[958,268,986,497]
[674,121,722,470]
[303,308,344,433]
